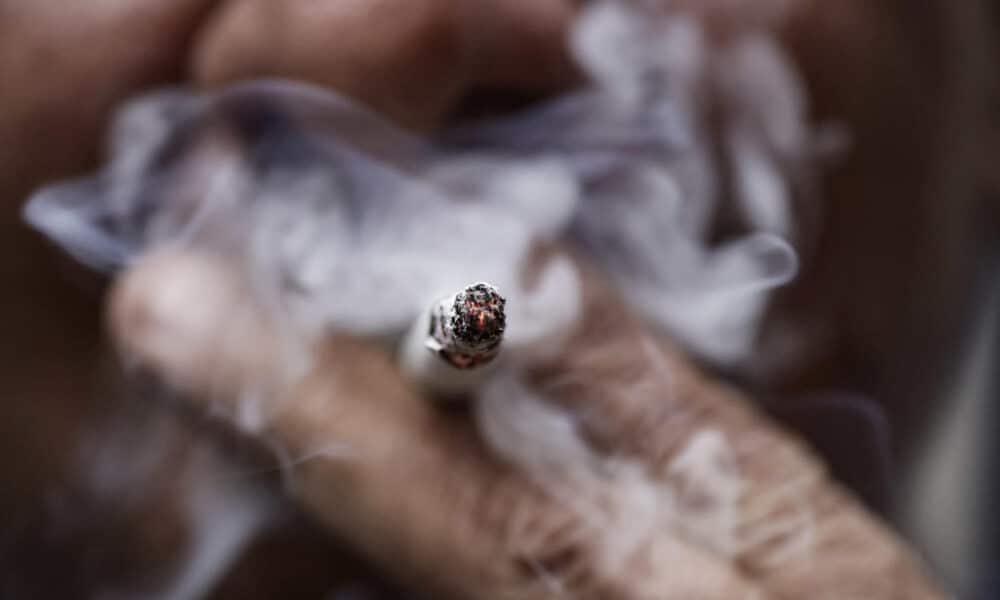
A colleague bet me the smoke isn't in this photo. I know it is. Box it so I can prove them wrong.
[8,387,279,600]
[25,0,829,368]
[22,0,831,588]
[476,370,814,589]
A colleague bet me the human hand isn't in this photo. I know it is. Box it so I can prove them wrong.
[3,0,972,597]
[105,245,942,599]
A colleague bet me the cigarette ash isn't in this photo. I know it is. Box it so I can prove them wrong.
[22,0,830,589]
[426,282,507,369]
[448,283,506,352]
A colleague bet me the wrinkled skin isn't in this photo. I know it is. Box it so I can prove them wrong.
[1,0,995,597]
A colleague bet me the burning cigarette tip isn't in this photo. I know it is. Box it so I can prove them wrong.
[451,282,506,347]
[427,282,506,370]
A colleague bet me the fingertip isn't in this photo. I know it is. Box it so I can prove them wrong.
[108,250,281,401]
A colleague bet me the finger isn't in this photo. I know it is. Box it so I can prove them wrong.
[109,248,942,599]
[188,0,580,130]
[0,0,217,212]
[108,249,775,599]
[458,0,580,90]
[109,250,287,402]
[530,288,945,599]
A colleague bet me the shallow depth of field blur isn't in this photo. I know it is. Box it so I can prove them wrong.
[0,1,997,599]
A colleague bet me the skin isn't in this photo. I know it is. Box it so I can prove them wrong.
[0,4,579,579]
[108,249,942,599]
[2,0,993,596]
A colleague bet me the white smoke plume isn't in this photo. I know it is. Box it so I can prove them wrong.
[23,0,831,588]
[25,0,828,367]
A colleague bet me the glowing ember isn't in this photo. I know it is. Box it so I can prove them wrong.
[424,282,506,370]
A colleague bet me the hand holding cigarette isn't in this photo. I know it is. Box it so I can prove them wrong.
[5,0,986,596]
[109,249,944,599]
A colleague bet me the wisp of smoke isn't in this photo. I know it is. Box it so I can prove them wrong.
[24,0,826,367]
[23,0,832,588]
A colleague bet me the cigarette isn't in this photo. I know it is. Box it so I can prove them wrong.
[399,282,506,398]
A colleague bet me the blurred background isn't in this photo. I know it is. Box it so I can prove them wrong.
[0,0,997,598]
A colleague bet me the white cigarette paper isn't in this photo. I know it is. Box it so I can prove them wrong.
[399,282,506,398]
